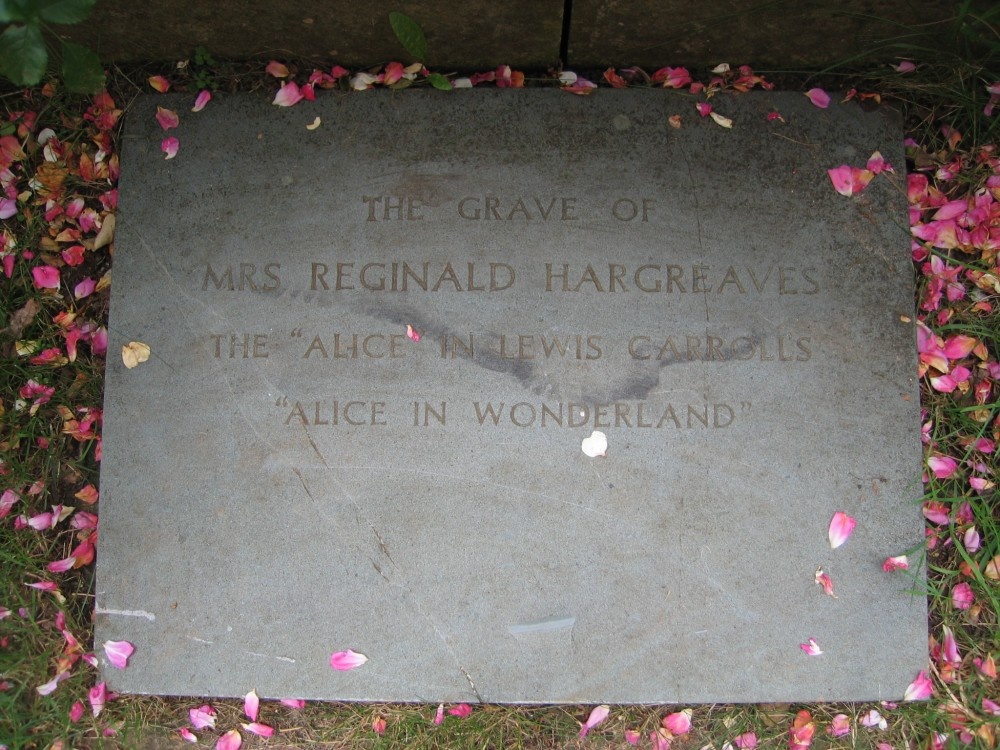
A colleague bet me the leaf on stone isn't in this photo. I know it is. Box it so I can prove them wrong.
[35,0,97,24]
[389,12,427,61]
[61,40,105,94]
[0,23,47,87]
[122,341,151,369]
[1,298,40,338]
[427,72,452,91]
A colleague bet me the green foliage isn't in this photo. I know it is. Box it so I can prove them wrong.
[389,11,427,62]
[0,0,103,92]
[427,72,452,91]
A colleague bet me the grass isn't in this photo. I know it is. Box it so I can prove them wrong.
[1,48,998,750]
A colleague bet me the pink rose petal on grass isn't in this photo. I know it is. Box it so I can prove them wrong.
[579,704,610,738]
[266,60,290,78]
[46,556,76,573]
[828,714,851,737]
[828,511,856,548]
[190,705,217,729]
[155,106,179,130]
[32,265,60,290]
[433,703,445,725]
[273,81,304,107]
[161,137,179,160]
[192,90,211,112]
[242,722,274,738]
[69,700,85,722]
[74,277,96,299]
[216,729,242,750]
[663,709,692,735]
[179,728,198,743]
[894,60,916,73]
[734,732,758,749]
[103,639,135,668]
[37,671,69,696]
[448,704,473,718]
[800,638,823,656]
[281,698,305,709]
[330,649,367,670]
[861,709,887,729]
[951,582,973,610]
[805,88,830,108]
[373,716,387,735]
[903,670,933,701]
[983,699,1000,716]
[625,729,641,745]
[244,689,259,721]
[89,682,107,716]
[927,455,958,479]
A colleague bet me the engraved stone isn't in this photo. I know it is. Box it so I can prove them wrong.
[96,90,926,703]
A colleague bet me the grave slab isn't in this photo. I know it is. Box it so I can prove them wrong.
[96,89,927,703]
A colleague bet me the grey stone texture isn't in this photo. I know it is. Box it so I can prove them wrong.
[97,89,926,703]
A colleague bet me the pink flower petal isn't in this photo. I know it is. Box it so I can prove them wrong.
[155,106,179,130]
[406,324,420,342]
[882,555,909,572]
[663,709,692,735]
[827,165,874,196]
[161,137,179,160]
[192,90,212,112]
[448,703,473,718]
[266,61,290,78]
[903,670,933,701]
[860,709,887,729]
[625,729,641,745]
[983,698,1000,716]
[148,75,171,92]
[433,703,445,725]
[650,728,672,750]
[179,728,198,743]
[894,60,916,73]
[828,511,856,548]
[814,567,836,597]
[696,101,713,117]
[963,526,980,553]
[89,682,107,716]
[330,649,368,670]
[244,688,259,721]
[281,698,305,709]
[190,704,217,729]
[26,580,58,592]
[940,625,961,664]
[951,582,973,610]
[734,732,758,749]
[800,637,823,656]
[103,639,135,669]
[272,81,304,107]
[827,713,851,737]
[31,265,60,290]
[805,88,830,108]
[70,700,85,722]
[373,716,387,735]
[927,455,958,479]
[46,556,76,573]
[216,729,242,750]
[242,722,274,738]
[37,671,69,696]
[74,277,96,299]
[0,196,17,219]
[579,704,610,738]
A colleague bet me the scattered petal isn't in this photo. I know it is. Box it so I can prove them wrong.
[663,709,692,735]
[861,709,887,729]
[216,729,242,750]
[406,324,421,342]
[373,716,387,735]
[281,698,305,709]
[161,137,179,159]
[74,277,96,299]
[69,700,85,722]
[266,61,290,78]
[179,728,198,743]
[89,682,107,716]
[893,60,916,73]
[37,671,69,696]
[696,101,713,117]
[582,430,608,458]
[448,704,473,718]
[579,704,610,738]
[805,88,830,108]
[273,81,304,107]
[951,582,973,610]
[734,732,758,749]
[103,640,135,669]
[433,703,445,725]
[306,116,321,130]
[148,75,171,92]
[625,729,641,745]
[828,714,851,737]
[828,511,856,548]
[329,649,367,670]
[827,165,874,196]
[155,106,179,130]
[903,670,933,701]
[244,689,259,721]
[192,90,212,112]
[190,705,217,729]
[814,567,836,597]
[800,637,823,656]
[962,526,980,553]
[789,710,815,750]
[882,555,909,572]
[242,722,274,738]
[668,115,682,129]
[31,265,60,290]
[122,341,151,369]
[927,455,958,479]
[710,111,733,128]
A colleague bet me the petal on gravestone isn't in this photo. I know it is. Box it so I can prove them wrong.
[329,649,367,670]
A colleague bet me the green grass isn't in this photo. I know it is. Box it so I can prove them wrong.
[1,50,999,750]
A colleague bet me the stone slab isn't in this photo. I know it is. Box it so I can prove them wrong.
[567,0,956,68]
[96,89,927,703]
[60,1,561,69]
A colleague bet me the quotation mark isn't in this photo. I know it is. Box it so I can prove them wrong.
[290,328,303,338]
[275,396,289,407]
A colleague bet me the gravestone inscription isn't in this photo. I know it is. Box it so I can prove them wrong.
[96,90,927,703]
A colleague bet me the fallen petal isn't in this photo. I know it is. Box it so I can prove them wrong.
[69,700,85,722]
[266,60,290,78]
[273,81,304,107]
[448,703,473,718]
[242,722,274,738]
[882,555,909,572]
[406,324,420,342]
[148,75,171,92]
[951,582,973,610]
[827,714,851,737]
[216,729,242,750]
[372,716,387,735]
[579,704,610,738]
[800,637,823,656]
[805,88,831,108]
[329,649,367,670]
[179,727,198,743]
[903,670,933,701]
[103,640,135,669]
[122,341,151,369]
[710,111,733,128]
[244,688,259,721]
[828,511,856,548]
[814,567,836,597]
[663,709,692,735]
[161,137,179,160]
[190,705,217,730]
[306,116,322,130]
[582,430,608,458]
[860,709,887,729]
[155,106,179,130]
[192,90,212,112]
[89,682,107,716]
[280,698,306,709]
[37,671,70,696]
[433,703,444,725]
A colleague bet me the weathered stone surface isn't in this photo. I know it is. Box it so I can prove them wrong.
[65,1,561,69]
[96,90,926,703]
[567,0,956,68]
